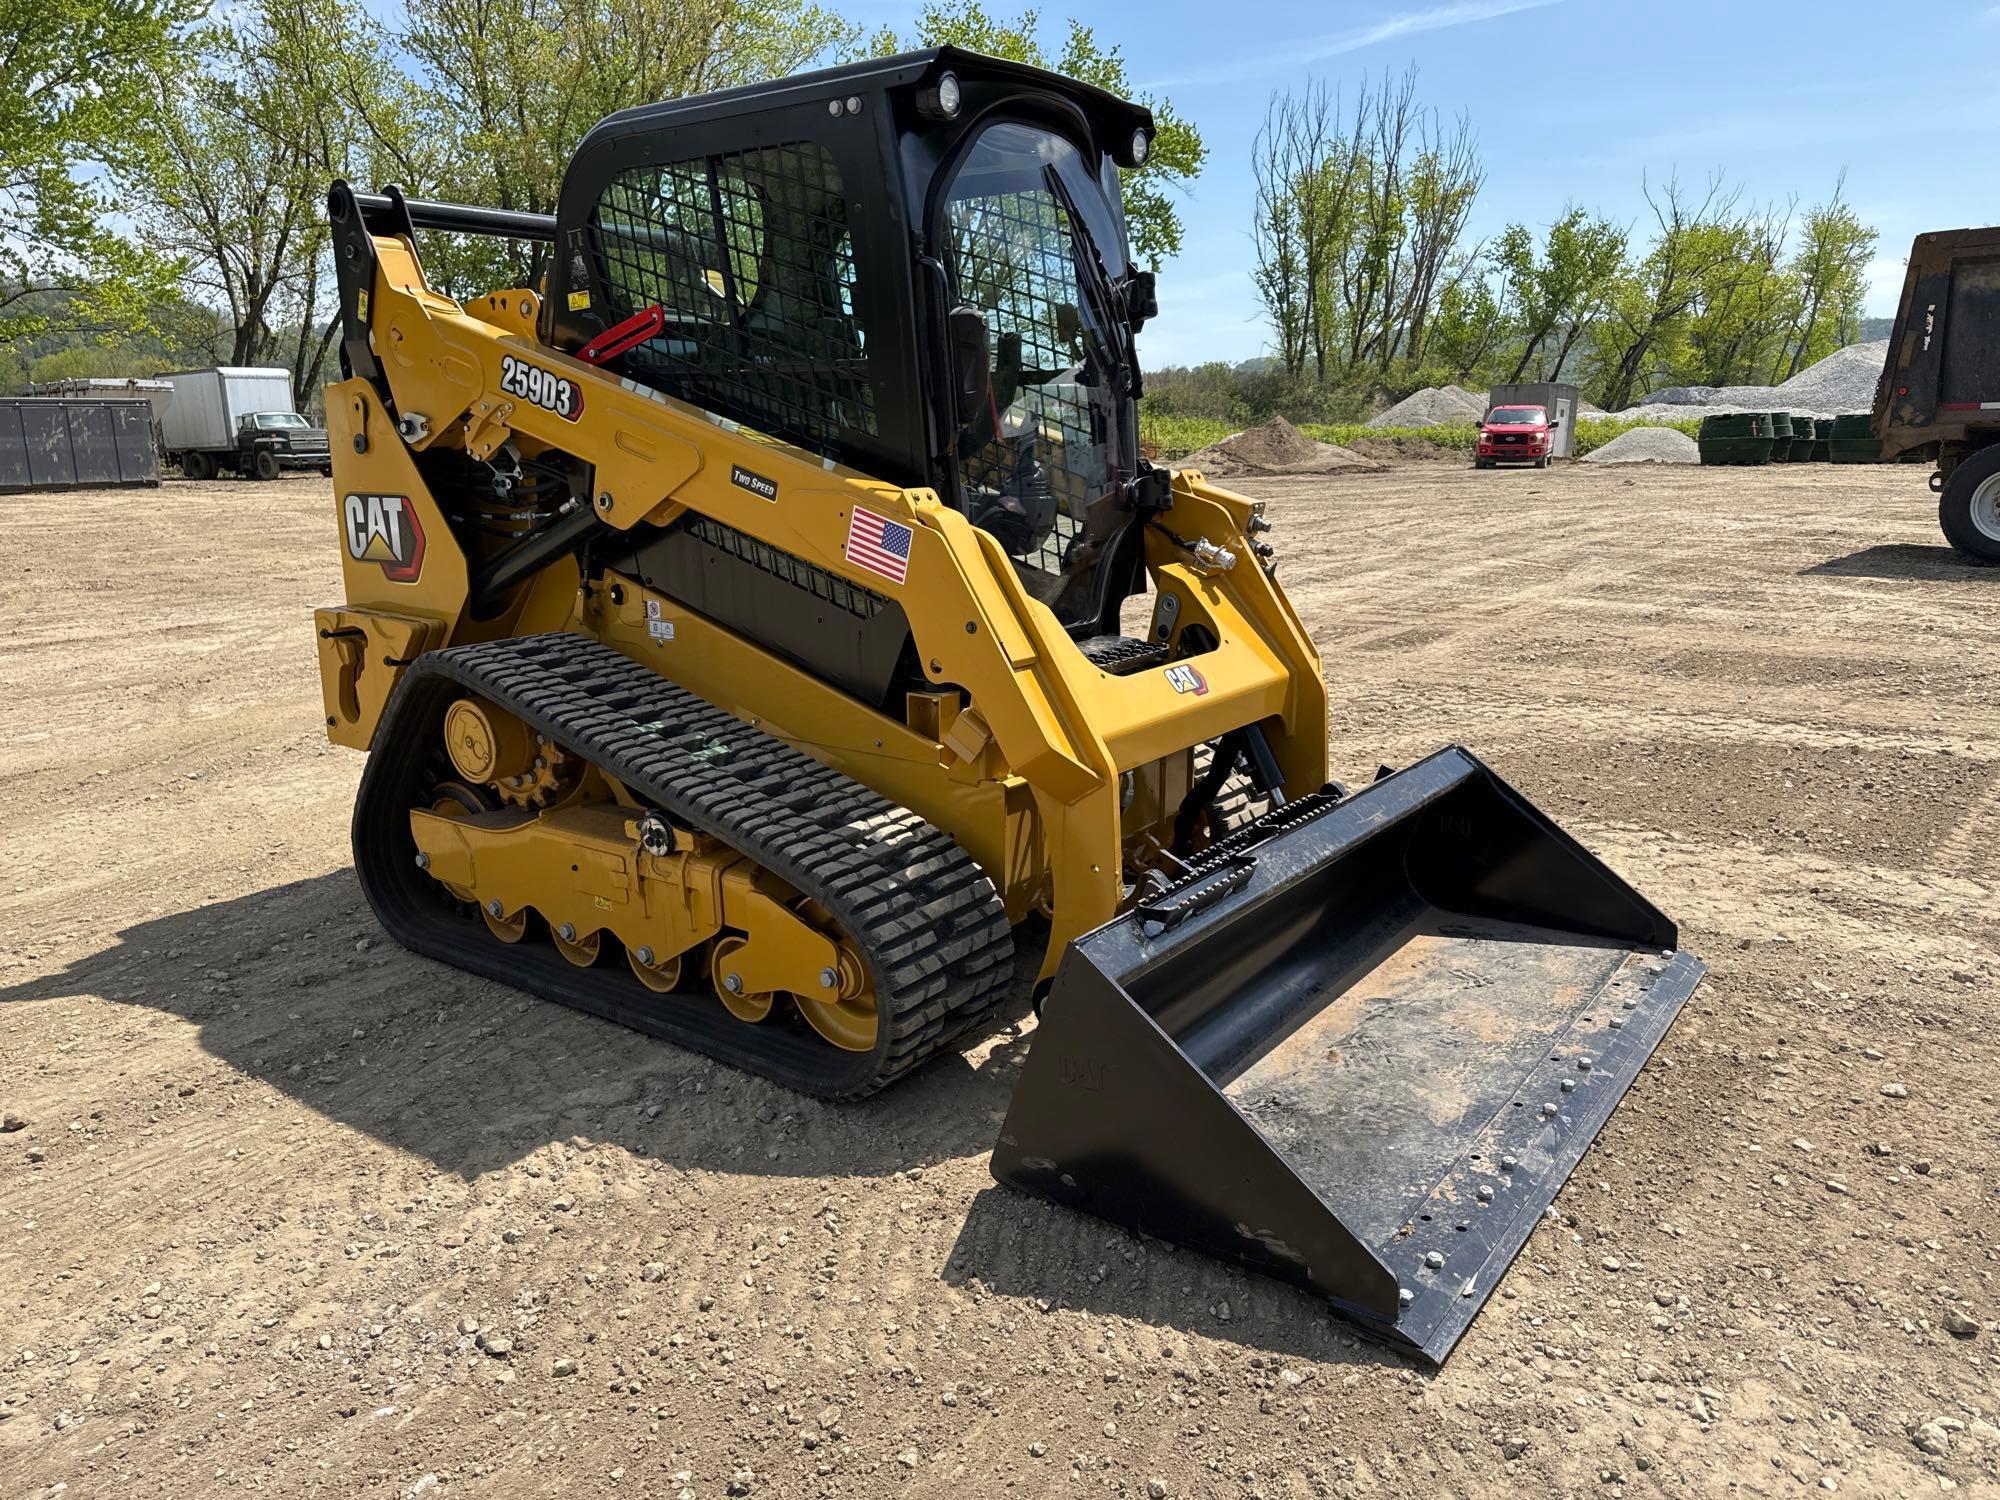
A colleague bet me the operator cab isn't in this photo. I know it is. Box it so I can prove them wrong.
[548,48,1157,639]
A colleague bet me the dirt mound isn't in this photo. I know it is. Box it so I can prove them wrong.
[1183,417,1380,476]
[1582,426,1700,465]
[1367,385,1486,429]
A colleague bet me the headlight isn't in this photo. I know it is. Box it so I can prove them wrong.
[1130,128,1151,166]
[917,71,961,120]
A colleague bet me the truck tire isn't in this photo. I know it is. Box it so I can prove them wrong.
[183,451,214,481]
[253,448,282,481]
[1937,444,2000,563]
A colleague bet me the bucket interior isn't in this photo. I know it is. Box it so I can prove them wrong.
[1122,775,1658,1250]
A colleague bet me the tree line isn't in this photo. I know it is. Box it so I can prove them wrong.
[1239,70,1876,417]
[5,1,1873,420]
[0,0,1203,404]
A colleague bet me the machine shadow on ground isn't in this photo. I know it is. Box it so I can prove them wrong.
[941,1186,1409,1368]
[0,871,1039,1184]
[1803,543,1997,581]
[5,877,1393,1363]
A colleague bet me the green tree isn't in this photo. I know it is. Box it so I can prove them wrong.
[1495,207,1628,383]
[878,1,1207,267]
[1424,270,1507,382]
[1781,174,1875,377]
[1596,176,1748,410]
[1682,204,1793,387]
[395,0,858,294]
[0,0,202,341]
[1250,70,1480,384]
[128,0,390,404]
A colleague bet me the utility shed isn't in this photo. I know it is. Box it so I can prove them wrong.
[1488,382,1582,457]
[0,398,161,493]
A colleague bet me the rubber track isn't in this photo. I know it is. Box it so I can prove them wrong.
[1192,741,1273,835]
[352,633,1015,1098]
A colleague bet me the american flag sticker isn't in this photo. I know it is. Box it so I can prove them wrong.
[843,507,913,585]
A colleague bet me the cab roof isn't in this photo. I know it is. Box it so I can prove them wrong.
[583,46,1152,151]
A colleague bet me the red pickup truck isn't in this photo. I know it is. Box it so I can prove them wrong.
[1475,405,1553,469]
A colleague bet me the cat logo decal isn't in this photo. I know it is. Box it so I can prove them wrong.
[342,493,426,583]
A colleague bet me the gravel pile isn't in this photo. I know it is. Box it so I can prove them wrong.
[1628,340,1887,418]
[1581,426,1700,465]
[1588,403,1705,427]
[1367,385,1486,428]
[1182,417,1380,476]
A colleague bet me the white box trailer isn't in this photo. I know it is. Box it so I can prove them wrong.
[158,368,295,452]
[157,367,329,480]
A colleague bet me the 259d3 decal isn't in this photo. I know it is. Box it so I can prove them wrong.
[499,355,584,421]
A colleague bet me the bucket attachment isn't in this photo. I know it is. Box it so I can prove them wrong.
[992,746,1704,1365]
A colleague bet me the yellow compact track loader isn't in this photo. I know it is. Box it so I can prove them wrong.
[315,47,1703,1363]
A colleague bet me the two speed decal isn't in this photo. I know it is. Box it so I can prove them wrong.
[499,355,584,421]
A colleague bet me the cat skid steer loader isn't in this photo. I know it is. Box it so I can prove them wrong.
[315,47,1703,1363]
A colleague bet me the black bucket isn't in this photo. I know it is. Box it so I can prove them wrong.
[992,746,1705,1365]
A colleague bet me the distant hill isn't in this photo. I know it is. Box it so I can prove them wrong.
[1859,316,1895,341]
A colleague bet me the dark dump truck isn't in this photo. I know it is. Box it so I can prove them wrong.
[1874,225,2000,559]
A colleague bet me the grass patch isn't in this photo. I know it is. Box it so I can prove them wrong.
[1139,412,1234,460]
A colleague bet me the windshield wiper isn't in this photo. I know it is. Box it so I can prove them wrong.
[1041,165,1134,398]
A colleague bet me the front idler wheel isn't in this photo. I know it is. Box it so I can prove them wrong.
[790,900,878,1052]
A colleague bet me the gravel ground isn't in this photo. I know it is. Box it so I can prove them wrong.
[1581,427,1699,464]
[4,464,1998,1499]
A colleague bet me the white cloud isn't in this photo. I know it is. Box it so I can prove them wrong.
[1148,0,1564,88]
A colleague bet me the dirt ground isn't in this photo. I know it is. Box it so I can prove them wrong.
[3,461,1997,1499]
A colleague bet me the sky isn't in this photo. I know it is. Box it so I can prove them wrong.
[852,0,2000,367]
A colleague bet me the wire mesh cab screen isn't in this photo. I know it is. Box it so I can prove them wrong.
[589,141,874,463]
[943,122,1127,624]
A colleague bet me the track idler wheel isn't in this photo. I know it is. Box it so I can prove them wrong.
[482,901,529,944]
[790,900,878,1053]
[551,921,603,968]
[709,935,774,1024]
[628,944,688,994]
